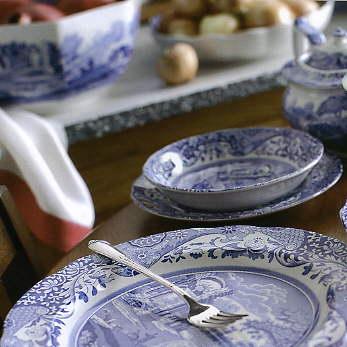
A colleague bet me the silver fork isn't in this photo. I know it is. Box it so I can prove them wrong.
[88,240,247,329]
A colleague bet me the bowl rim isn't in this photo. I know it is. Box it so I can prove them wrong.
[0,0,138,31]
[142,127,324,195]
[150,0,334,42]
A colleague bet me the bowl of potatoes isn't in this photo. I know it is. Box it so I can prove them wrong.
[151,0,335,62]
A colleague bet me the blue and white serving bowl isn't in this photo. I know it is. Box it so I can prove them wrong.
[143,128,324,211]
[0,0,140,103]
[282,19,347,156]
[1,226,346,346]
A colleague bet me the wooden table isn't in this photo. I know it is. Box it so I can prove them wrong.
[52,88,347,272]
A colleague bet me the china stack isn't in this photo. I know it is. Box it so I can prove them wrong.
[131,127,342,221]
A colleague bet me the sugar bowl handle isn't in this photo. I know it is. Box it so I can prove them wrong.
[293,17,327,61]
[340,201,347,231]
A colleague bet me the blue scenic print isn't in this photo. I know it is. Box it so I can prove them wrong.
[1,226,346,346]
[0,16,138,102]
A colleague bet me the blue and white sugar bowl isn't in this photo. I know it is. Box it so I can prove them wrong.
[282,18,347,156]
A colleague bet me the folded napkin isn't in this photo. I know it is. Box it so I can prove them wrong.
[0,108,95,252]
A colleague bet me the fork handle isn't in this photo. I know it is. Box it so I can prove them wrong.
[88,240,192,299]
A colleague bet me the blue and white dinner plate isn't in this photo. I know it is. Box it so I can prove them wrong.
[132,153,343,222]
[2,226,346,346]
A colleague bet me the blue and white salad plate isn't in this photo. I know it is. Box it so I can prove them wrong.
[134,154,342,221]
[143,128,324,211]
[2,225,346,346]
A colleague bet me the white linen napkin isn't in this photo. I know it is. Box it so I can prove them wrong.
[0,108,95,251]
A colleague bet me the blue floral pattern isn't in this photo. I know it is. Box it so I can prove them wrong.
[0,12,139,102]
[306,51,347,70]
[340,201,347,231]
[284,88,347,154]
[1,226,346,347]
[282,60,346,90]
[143,128,323,192]
[132,154,343,222]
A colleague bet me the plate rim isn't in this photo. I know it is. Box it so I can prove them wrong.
[2,225,346,347]
[142,127,324,195]
[133,153,343,222]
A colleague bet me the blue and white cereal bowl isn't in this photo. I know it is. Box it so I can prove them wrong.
[143,127,324,211]
[0,0,140,103]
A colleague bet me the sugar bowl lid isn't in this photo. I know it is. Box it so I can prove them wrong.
[282,18,347,89]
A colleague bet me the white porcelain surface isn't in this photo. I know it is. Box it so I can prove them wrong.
[151,1,334,62]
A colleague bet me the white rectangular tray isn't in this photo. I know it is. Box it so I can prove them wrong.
[6,14,345,143]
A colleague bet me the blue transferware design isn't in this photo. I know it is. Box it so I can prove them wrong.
[172,158,295,191]
[1,225,346,346]
[0,1,140,102]
[284,90,347,153]
[144,127,323,193]
[306,51,347,70]
[340,201,347,230]
[282,19,347,155]
[133,153,343,221]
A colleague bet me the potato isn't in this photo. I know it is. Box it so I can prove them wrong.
[207,0,256,14]
[280,0,318,16]
[171,0,207,17]
[244,0,294,28]
[158,43,199,85]
[167,18,199,36]
[200,13,239,35]
[157,11,176,33]
[207,0,235,13]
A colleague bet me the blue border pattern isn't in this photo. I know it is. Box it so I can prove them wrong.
[143,127,323,192]
[1,226,346,346]
[132,154,343,221]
